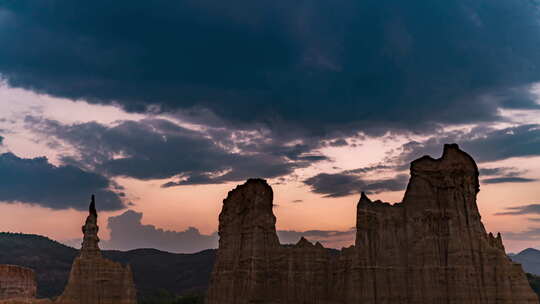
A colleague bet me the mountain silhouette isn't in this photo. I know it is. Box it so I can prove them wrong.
[0,232,215,300]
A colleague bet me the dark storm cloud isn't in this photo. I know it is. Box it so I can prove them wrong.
[304,172,408,198]
[0,152,124,210]
[495,204,540,216]
[305,131,539,198]
[391,124,540,167]
[1,0,540,135]
[107,210,355,252]
[27,117,326,185]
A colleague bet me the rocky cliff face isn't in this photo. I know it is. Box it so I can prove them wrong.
[55,196,137,304]
[206,144,538,304]
[0,265,36,302]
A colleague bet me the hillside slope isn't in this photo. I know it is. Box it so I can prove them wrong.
[0,232,215,299]
[511,248,540,276]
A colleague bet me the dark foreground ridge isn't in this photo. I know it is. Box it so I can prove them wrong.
[207,144,539,304]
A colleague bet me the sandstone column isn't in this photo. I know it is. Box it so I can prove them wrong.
[207,144,538,304]
[55,196,137,304]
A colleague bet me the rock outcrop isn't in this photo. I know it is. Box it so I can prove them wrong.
[55,196,136,304]
[207,144,538,304]
[0,265,36,303]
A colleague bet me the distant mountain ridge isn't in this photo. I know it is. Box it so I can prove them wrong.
[511,248,540,276]
[0,232,216,299]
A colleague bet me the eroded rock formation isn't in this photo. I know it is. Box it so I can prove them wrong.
[55,196,136,304]
[0,265,36,303]
[207,144,538,304]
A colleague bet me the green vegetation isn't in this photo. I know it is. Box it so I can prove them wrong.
[139,289,204,304]
[527,273,540,296]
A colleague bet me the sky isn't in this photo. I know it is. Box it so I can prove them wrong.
[0,0,539,254]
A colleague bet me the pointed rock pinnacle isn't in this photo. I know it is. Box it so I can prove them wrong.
[89,194,97,218]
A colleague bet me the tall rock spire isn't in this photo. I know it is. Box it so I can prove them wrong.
[89,194,97,218]
[57,194,137,304]
[80,194,100,258]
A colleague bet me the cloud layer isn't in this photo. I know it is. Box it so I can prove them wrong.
[107,210,218,253]
[496,204,540,241]
[392,124,540,166]
[27,117,326,186]
[496,204,540,216]
[106,210,356,252]
[1,0,540,135]
[0,152,124,210]
[2,0,540,206]
[482,177,537,184]
[304,123,540,197]
[502,227,540,241]
[304,173,408,198]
